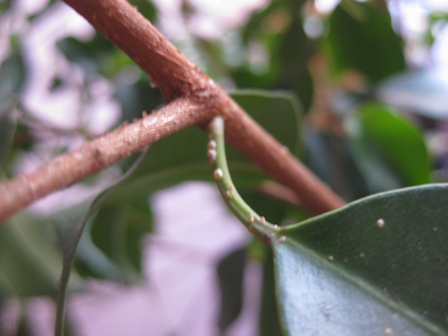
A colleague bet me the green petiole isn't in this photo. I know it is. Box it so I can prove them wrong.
[208,116,279,245]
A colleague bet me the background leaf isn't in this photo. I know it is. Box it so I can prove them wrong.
[0,37,26,95]
[230,90,303,155]
[51,153,152,336]
[259,248,283,336]
[0,213,82,298]
[216,247,247,332]
[89,199,153,277]
[0,111,16,174]
[345,102,431,192]
[0,37,24,174]
[234,0,313,110]
[302,129,370,201]
[326,2,405,83]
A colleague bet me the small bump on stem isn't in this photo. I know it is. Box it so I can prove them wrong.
[207,140,216,150]
[94,148,102,158]
[214,168,223,181]
[207,149,217,164]
[208,116,277,245]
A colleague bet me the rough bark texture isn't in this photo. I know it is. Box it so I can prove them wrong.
[0,0,345,222]
[0,98,208,220]
[63,0,208,103]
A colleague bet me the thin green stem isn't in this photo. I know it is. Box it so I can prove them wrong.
[209,116,279,246]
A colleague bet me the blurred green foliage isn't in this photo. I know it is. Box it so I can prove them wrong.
[0,0,446,334]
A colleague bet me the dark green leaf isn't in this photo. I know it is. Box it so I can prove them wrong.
[234,0,313,110]
[116,81,163,123]
[230,90,303,156]
[259,248,283,336]
[52,200,104,336]
[0,213,82,298]
[0,0,13,15]
[15,313,33,336]
[217,247,246,332]
[326,2,406,83]
[303,128,370,201]
[51,154,151,336]
[89,199,152,277]
[346,102,431,192]
[129,0,157,22]
[0,108,16,173]
[57,34,118,79]
[274,11,313,110]
[73,222,125,280]
[274,184,448,335]
[239,190,289,225]
[50,77,64,91]
[0,38,24,172]
[0,38,26,95]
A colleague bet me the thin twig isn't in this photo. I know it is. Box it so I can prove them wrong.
[0,0,345,222]
[208,116,277,246]
[0,98,208,221]
[62,0,208,103]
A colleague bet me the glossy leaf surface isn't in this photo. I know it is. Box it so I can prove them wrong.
[273,184,448,335]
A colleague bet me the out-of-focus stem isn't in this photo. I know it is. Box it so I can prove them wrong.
[209,116,278,246]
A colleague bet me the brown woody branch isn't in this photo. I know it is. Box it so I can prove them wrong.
[0,98,209,221]
[62,0,208,103]
[0,0,344,222]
